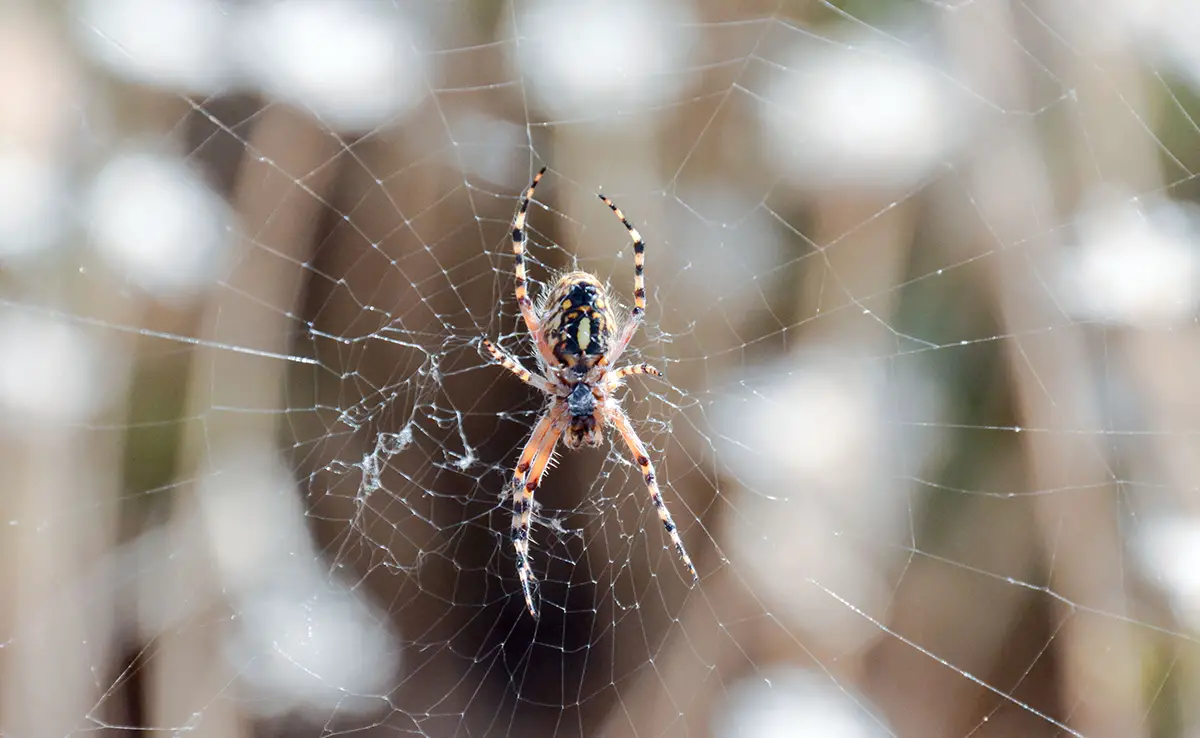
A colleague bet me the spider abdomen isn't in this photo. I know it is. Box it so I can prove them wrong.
[541,272,614,375]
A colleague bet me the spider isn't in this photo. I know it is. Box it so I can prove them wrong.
[482,167,698,618]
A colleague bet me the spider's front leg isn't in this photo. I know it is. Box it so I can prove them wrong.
[481,338,556,394]
[606,405,699,584]
[510,404,565,618]
[597,192,648,366]
[511,168,558,368]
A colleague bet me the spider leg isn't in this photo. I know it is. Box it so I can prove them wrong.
[606,405,699,584]
[597,193,647,366]
[511,404,566,618]
[512,168,558,368]
[482,338,556,394]
[597,193,647,315]
[606,363,662,387]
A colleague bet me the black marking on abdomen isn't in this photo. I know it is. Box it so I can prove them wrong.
[550,277,613,370]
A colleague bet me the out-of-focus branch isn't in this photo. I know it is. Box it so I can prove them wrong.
[149,104,341,737]
[0,11,126,737]
[945,2,1146,736]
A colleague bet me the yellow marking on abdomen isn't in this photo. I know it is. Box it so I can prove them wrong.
[577,317,592,351]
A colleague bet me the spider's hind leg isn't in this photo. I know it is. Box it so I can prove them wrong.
[606,405,699,584]
[509,405,566,618]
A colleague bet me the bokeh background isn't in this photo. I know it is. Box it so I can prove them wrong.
[3,1,1200,737]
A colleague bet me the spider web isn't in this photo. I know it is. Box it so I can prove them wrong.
[2,0,1199,736]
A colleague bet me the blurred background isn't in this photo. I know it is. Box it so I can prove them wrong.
[2,0,1199,736]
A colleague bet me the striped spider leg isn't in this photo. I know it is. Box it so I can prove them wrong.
[507,403,566,618]
[511,167,558,370]
[606,404,698,584]
[595,197,695,578]
[596,192,648,368]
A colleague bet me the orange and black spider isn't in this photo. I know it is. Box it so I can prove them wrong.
[482,167,698,618]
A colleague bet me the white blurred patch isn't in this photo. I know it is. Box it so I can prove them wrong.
[0,15,77,261]
[229,584,396,719]
[0,152,67,261]
[1080,0,1170,48]
[1135,516,1200,630]
[666,185,788,316]
[197,446,313,592]
[85,149,231,300]
[0,14,81,151]
[711,667,891,738]
[512,0,698,120]
[199,445,400,719]
[762,43,962,191]
[713,352,942,651]
[1103,0,1200,89]
[0,313,114,426]
[237,0,427,133]
[451,112,526,186]
[1058,193,1200,326]
[74,0,233,94]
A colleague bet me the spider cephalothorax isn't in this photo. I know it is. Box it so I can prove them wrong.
[481,167,699,618]
[564,380,603,448]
